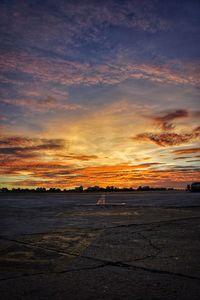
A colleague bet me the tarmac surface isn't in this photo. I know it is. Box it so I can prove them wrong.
[0,191,200,299]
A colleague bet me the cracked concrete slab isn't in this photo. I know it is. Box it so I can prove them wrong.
[0,192,200,299]
[82,215,200,279]
[0,228,102,277]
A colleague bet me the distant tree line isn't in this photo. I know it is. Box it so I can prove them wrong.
[0,185,176,193]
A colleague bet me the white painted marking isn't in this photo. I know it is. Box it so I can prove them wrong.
[96,194,106,205]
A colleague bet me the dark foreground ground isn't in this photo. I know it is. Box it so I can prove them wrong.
[0,191,200,300]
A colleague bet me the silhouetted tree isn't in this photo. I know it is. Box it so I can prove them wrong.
[0,187,8,192]
[74,186,83,192]
[186,184,191,191]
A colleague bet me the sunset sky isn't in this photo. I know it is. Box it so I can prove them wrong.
[0,0,199,189]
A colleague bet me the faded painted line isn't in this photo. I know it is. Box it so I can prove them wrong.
[96,194,106,205]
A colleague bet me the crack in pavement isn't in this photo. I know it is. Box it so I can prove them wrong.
[102,260,200,281]
[0,236,79,258]
[121,231,162,263]
[1,256,200,283]
[137,232,161,253]
[107,215,200,230]
[1,215,200,284]
[0,263,109,282]
[1,235,200,283]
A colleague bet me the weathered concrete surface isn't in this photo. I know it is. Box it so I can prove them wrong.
[0,192,200,299]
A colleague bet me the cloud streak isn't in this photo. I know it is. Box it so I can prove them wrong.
[1,163,199,188]
[133,130,200,147]
[60,154,99,161]
[0,136,66,159]
[2,96,82,112]
[1,53,199,88]
[171,147,200,155]
[152,109,189,131]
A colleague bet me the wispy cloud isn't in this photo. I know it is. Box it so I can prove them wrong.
[2,96,82,112]
[133,109,200,147]
[0,136,66,159]
[1,53,199,88]
[171,147,200,155]
[173,156,190,160]
[186,159,200,163]
[59,154,99,161]
[0,0,169,53]
[152,109,189,131]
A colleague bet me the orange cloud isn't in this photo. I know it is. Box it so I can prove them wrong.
[60,154,99,161]
[171,147,200,155]
[3,164,199,189]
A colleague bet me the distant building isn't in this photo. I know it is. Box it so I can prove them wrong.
[190,182,200,192]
